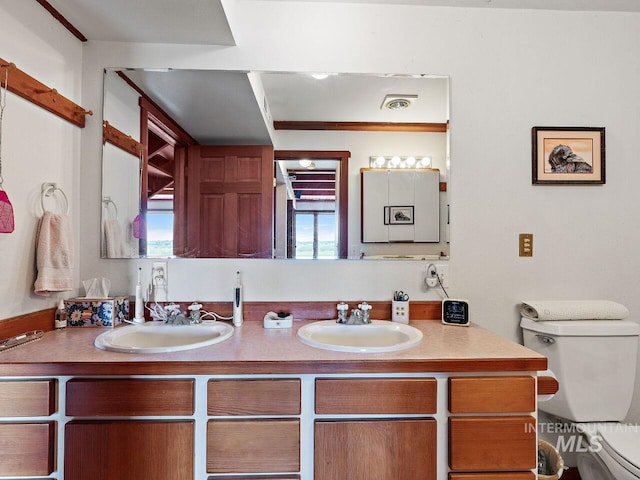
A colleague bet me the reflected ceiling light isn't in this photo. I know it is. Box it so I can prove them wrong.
[299,159,312,167]
[311,73,336,80]
[420,156,432,168]
[369,156,433,170]
[307,161,316,170]
[381,94,418,111]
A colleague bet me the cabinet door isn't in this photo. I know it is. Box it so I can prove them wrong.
[65,421,194,480]
[449,416,536,471]
[0,380,56,416]
[315,419,436,480]
[207,419,300,474]
[0,422,55,476]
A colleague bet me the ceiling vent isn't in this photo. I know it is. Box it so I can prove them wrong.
[381,94,418,111]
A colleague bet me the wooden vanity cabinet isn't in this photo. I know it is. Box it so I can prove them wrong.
[0,380,57,476]
[207,379,301,475]
[314,378,437,480]
[448,376,537,475]
[64,379,195,480]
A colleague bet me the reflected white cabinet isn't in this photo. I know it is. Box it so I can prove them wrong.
[361,168,440,243]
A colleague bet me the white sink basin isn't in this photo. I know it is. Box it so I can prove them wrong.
[296,320,423,353]
[94,322,234,354]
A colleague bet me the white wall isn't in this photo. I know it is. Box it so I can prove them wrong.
[78,2,640,420]
[0,1,83,317]
[4,0,640,421]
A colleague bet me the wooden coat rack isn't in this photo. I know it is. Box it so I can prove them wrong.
[0,57,92,128]
[102,121,145,158]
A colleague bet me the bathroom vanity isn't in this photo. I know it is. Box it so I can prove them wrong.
[0,320,546,480]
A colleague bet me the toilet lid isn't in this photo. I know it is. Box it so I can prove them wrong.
[598,425,640,474]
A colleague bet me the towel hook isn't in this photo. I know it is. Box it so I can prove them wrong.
[41,183,69,214]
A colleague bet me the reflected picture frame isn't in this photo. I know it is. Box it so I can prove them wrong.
[532,126,605,185]
[384,205,414,225]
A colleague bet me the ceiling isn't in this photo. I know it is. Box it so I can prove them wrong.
[42,0,640,46]
[45,0,638,144]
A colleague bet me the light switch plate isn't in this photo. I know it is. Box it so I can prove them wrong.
[519,233,533,257]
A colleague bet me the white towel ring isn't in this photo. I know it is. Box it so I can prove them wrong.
[102,196,118,220]
[41,182,69,214]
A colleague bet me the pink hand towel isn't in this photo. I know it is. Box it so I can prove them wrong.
[34,211,73,296]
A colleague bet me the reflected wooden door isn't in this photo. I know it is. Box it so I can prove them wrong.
[187,145,273,258]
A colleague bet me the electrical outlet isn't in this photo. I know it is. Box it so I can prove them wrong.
[519,233,533,257]
[152,261,168,281]
[436,264,449,288]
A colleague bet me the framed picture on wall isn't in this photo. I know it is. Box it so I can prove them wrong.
[384,206,414,225]
[532,126,605,185]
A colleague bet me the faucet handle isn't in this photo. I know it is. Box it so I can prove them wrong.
[358,302,372,311]
[337,302,349,311]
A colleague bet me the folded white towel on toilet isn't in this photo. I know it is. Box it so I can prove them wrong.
[520,300,629,321]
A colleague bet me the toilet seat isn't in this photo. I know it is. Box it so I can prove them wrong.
[598,425,640,476]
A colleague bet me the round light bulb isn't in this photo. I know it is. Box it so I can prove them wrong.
[375,156,386,166]
[391,156,401,166]
[299,159,312,167]
[406,156,416,167]
[421,156,432,167]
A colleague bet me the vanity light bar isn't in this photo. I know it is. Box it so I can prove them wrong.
[369,156,432,169]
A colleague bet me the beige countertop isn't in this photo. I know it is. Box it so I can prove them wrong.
[0,320,546,376]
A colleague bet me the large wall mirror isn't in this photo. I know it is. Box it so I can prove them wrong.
[101,68,450,259]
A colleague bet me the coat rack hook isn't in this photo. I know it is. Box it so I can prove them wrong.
[79,109,93,116]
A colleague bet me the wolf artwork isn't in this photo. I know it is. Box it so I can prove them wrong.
[548,144,593,173]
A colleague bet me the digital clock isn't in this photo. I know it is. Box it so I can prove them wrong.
[442,299,470,326]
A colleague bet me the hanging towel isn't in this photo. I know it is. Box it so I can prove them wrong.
[103,219,126,258]
[34,211,73,296]
[520,300,629,321]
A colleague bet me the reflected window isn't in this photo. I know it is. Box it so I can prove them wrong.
[147,195,174,257]
[295,212,337,259]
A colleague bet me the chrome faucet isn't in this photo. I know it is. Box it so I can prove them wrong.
[337,301,372,325]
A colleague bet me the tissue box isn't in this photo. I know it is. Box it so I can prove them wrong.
[65,297,130,327]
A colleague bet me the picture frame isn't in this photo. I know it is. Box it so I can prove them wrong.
[532,126,605,185]
[384,205,414,225]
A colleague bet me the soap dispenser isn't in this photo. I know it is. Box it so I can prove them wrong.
[55,300,67,329]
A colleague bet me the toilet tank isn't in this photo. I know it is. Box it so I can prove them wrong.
[521,317,640,422]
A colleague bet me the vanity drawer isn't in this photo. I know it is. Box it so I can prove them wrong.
[449,416,537,471]
[0,422,56,476]
[208,379,300,415]
[315,378,437,414]
[210,477,300,480]
[0,380,56,416]
[66,379,194,416]
[448,376,535,413]
[449,473,535,480]
[207,419,300,473]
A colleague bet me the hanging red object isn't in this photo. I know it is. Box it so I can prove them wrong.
[0,189,14,233]
[0,67,12,233]
[132,213,145,239]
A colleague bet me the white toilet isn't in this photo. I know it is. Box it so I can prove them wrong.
[521,317,640,480]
